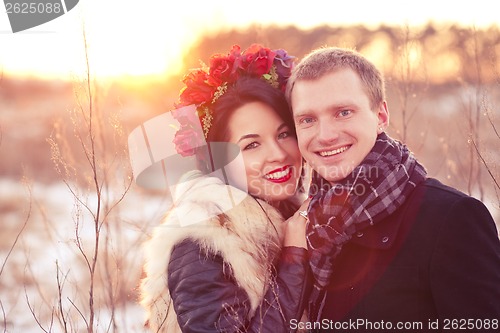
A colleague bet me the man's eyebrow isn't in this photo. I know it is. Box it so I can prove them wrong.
[293,110,312,118]
[294,103,357,118]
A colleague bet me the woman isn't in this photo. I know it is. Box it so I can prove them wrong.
[139,45,310,333]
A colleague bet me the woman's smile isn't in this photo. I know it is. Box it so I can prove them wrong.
[264,165,293,183]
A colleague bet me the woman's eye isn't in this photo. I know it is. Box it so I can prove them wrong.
[278,131,290,139]
[243,142,259,150]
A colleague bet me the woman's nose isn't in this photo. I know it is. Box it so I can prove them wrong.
[267,141,288,162]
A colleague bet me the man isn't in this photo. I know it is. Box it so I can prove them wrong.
[286,47,500,332]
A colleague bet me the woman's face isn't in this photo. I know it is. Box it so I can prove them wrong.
[227,101,302,202]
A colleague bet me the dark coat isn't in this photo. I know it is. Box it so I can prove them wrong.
[316,178,500,332]
[168,240,311,333]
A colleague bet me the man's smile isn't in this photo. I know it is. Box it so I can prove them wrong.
[317,145,351,157]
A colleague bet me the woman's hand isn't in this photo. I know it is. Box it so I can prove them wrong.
[283,199,311,249]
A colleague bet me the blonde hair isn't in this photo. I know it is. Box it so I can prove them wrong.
[286,47,385,109]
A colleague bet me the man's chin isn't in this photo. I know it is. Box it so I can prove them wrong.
[315,166,353,184]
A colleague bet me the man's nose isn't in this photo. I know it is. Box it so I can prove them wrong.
[317,119,339,144]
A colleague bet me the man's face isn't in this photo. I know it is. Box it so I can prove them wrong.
[290,68,388,184]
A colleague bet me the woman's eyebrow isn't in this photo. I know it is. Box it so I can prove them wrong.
[276,123,288,131]
[237,133,259,143]
[237,123,287,143]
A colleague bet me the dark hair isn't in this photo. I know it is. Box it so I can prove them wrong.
[206,77,296,142]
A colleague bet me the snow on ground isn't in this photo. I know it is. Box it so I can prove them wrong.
[0,178,170,332]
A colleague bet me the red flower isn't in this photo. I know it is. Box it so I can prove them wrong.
[208,45,242,84]
[241,44,276,77]
[178,69,214,106]
[174,44,296,140]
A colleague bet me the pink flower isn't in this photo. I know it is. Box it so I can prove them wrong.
[172,126,204,157]
[171,106,199,127]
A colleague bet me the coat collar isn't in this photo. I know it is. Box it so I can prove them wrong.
[349,180,428,249]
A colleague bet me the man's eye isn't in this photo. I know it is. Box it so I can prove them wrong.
[339,110,352,117]
[300,117,314,124]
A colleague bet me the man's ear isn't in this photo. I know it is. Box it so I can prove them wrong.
[377,101,389,131]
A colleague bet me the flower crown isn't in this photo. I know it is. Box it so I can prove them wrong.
[175,44,295,139]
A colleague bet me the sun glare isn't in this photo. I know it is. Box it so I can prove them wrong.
[0,0,197,81]
[79,1,190,80]
[0,0,497,81]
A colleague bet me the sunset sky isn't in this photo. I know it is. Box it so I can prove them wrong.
[0,0,498,80]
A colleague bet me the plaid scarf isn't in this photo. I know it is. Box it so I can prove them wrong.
[306,132,427,321]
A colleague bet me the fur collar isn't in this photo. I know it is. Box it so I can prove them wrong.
[140,173,286,332]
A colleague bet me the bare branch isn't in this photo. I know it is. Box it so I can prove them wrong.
[25,287,51,333]
[67,297,89,330]
[73,208,92,274]
[1,299,7,333]
[486,111,500,140]
[55,261,69,333]
[470,137,500,192]
[0,179,31,278]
